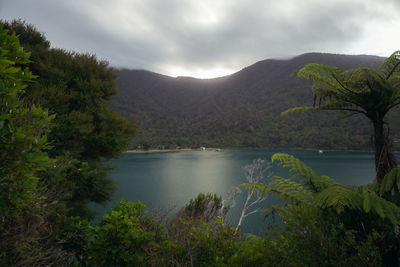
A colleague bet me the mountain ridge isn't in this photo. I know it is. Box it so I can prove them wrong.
[110,52,399,150]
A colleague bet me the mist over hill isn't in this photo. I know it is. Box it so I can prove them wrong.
[110,53,400,150]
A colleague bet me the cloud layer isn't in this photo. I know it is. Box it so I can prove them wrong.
[1,0,399,78]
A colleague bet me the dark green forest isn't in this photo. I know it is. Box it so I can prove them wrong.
[1,20,400,266]
[111,54,400,151]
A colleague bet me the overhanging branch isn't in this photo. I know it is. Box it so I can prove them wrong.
[320,107,367,115]
[386,61,400,80]
[332,74,358,96]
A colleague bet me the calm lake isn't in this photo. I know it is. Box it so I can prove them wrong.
[94,149,384,235]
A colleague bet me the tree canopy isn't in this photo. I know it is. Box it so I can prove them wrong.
[0,24,65,265]
[286,51,400,183]
[2,20,400,266]
[2,19,139,217]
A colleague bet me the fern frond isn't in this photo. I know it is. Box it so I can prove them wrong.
[294,63,344,97]
[380,167,400,196]
[378,50,400,80]
[269,176,313,205]
[271,153,317,179]
[315,185,400,225]
[281,106,314,115]
[314,185,363,214]
[240,178,313,205]
[244,153,400,228]
[362,188,400,226]
[271,153,338,193]
[238,182,271,198]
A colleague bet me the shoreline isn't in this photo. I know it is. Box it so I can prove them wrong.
[123,148,203,154]
[122,147,393,154]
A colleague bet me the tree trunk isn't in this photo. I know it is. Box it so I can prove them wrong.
[373,118,397,184]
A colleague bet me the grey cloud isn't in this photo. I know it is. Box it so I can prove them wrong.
[0,0,398,77]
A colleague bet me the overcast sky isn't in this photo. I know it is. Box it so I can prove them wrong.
[1,0,399,78]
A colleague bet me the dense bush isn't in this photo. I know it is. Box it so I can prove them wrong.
[0,24,65,266]
[2,19,139,219]
[2,20,400,266]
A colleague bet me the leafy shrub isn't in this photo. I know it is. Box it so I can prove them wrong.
[160,217,237,266]
[85,200,165,266]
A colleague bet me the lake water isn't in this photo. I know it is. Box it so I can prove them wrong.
[95,149,382,235]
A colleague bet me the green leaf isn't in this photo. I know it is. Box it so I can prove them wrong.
[380,167,400,195]
[314,185,362,214]
[281,106,314,115]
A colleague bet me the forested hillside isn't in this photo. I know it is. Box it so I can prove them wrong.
[2,19,400,266]
[111,53,400,150]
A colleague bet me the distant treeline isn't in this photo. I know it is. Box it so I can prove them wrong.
[2,19,400,266]
[110,55,400,151]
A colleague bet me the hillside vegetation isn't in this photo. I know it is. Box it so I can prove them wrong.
[111,53,400,150]
[2,20,400,266]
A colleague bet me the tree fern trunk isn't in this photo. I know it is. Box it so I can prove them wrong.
[373,117,397,184]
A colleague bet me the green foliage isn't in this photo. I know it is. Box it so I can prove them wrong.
[256,173,399,226]
[241,153,400,266]
[281,106,313,115]
[314,185,363,214]
[380,166,400,197]
[164,217,237,267]
[229,204,384,267]
[160,194,237,266]
[2,20,138,218]
[62,189,399,266]
[180,193,228,222]
[0,23,65,266]
[40,153,115,218]
[289,51,400,183]
[268,175,314,204]
[3,19,399,265]
[0,19,140,264]
[245,153,400,227]
[65,198,237,266]
[1,19,50,49]
[292,58,400,116]
[24,47,138,160]
[272,153,339,192]
[87,200,165,266]
[128,107,377,151]
[112,54,398,151]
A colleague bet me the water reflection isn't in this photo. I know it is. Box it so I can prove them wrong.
[95,149,378,235]
[156,151,243,208]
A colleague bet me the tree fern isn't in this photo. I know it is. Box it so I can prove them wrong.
[362,188,400,225]
[314,185,363,214]
[281,106,313,115]
[380,166,400,196]
[285,51,400,183]
[243,153,400,227]
[271,153,338,192]
[240,176,313,206]
[378,50,400,82]
[269,176,313,204]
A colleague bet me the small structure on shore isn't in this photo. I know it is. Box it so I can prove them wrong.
[200,146,206,151]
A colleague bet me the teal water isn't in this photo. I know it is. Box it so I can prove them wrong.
[95,149,380,234]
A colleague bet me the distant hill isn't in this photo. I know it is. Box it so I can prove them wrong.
[110,53,400,150]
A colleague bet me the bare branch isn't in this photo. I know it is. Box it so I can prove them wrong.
[235,159,270,234]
